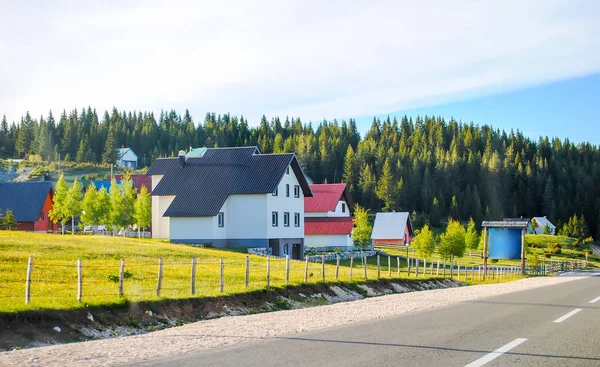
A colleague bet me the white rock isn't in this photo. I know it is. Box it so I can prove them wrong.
[52,326,61,333]
[87,313,94,322]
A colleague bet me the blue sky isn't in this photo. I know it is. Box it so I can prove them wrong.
[355,74,600,145]
[1,1,599,144]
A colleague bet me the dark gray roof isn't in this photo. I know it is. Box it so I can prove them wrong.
[0,181,53,222]
[147,147,313,217]
[482,220,529,229]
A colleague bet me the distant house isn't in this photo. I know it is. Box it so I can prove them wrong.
[304,183,354,249]
[147,147,313,259]
[113,174,152,194]
[371,212,413,246]
[528,216,556,235]
[116,148,138,168]
[0,181,57,232]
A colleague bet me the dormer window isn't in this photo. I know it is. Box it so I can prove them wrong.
[342,203,346,213]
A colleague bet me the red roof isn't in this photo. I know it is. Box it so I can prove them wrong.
[113,174,152,194]
[305,184,347,212]
[305,217,354,235]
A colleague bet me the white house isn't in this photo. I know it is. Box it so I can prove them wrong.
[147,146,313,259]
[304,183,354,249]
[117,148,138,168]
[528,216,556,235]
[371,212,413,246]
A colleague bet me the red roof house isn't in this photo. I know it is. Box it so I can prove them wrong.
[304,184,355,249]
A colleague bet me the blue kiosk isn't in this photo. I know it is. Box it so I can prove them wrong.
[481,220,529,278]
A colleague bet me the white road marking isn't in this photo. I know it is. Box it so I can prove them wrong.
[589,296,600,304]
[553,308,582,323]
[464,338,528,367]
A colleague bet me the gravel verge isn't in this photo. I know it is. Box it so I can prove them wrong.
[0,276,585,366]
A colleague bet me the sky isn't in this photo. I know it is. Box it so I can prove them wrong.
[1,0,599,143]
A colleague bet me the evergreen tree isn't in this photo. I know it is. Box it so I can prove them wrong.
[1,209,18,230]
[102,128,118,164]
[15,113,34,157]
[76,136,92,162]
[376,158,395,211]
[430,197,441,227]
[450,195,460,221]
[342,145,356,195]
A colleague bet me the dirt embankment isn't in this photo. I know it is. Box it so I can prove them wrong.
[0,278,461,351]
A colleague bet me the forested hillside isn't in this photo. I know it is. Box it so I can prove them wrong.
[1,108,599,237]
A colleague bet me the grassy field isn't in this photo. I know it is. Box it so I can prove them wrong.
[376,234,599,268]
[0,232,469,314]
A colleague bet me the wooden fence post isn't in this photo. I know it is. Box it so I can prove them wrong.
[191,257,197,295]
[25,256,33,305]
[423,259,427,276]
[430,262,433,276]
[77,259,82,302]
[156,257,163,297]
[436,260,440,276]
[244,256,249,288]
[266,257,270,288]
[457,262,461,281]
[407,257,411,276]
[119,259,124,297]
[335,255,340,280]
[363,256,367,280]
[321,255,325,281]
[415,259,419,277]
[478,266,481,281]
[471,266,474,281]
[397,256,400,277]
[443,259,446,277]
[377,255,381,278]
[304,257,309,282]
[388,256,391,277]
[285,255,290,284]
[219,258,225,292]
[350,256,354,280]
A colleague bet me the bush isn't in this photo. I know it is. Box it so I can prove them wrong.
[543,252,551,258]
[490,259,498,263]
[106,270,133,283]
[548,243,562,254]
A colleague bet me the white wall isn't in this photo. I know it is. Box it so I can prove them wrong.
[151,175,163,191]
[152,195,174,239]
[305,234,352,247]
[170,217,214,242]
[267,164,304,239]
[305,199,350,218]
[223,194,268,239]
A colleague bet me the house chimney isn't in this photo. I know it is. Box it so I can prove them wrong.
[178,150,186,168]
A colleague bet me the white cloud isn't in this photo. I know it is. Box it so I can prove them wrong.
[0,0,599,123]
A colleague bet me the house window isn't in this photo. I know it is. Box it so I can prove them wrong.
[218,212,224,227]
[272,187,278,196]
[286,184,290,197]
[284,212,290,227]
[283,244,289,256]
[294,213,300,227]
[272,212,278,227]
[342,203,346,213]
[286,167,290,175]
[294,185,300,198]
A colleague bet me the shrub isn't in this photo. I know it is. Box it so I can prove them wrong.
[490,259,498,263]
[106,270,133,283]
[543,252,551,258]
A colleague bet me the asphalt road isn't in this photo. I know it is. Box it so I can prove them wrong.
[140,274,600,367]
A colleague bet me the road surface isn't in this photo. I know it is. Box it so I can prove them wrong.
[141,274,600,367]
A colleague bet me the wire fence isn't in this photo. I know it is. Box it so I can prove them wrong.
[0,253,547,311]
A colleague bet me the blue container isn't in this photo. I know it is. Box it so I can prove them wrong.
[488,228,522,259]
